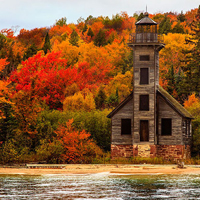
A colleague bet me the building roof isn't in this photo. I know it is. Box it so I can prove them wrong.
[157,86,193,119]
[107,86,193,119]
[107,92,133,118]
[135,12,157,25]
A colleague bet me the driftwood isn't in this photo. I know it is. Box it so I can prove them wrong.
[177,160,185,168]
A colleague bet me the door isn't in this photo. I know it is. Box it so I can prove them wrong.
[140,120,149,142]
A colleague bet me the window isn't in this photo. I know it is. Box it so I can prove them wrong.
[140,68,149,85]
[140,55,150,61]
[139,95,149,111]
[161,118,172,136]
[140,120,149,141]
[121,119,131,135]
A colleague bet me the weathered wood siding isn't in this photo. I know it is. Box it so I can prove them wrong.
[133,45,159,144]
[111,98,133,145]
[157,95,183,145]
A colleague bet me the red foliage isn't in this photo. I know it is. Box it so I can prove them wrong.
[55,119,102,163]
[10,52,112,109]
[17,28,48,47]
[0,29,15,39]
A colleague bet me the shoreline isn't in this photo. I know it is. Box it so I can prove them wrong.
[0,164,200,175]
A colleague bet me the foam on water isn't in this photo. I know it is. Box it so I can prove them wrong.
[0,173,200,199]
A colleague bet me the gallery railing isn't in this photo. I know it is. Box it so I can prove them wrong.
[128,33,164,44]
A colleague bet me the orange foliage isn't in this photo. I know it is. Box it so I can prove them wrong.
[49,25,72,38]
[0,29,15,39]
[185,8,198,24]
[55,119,102,163]
[91,21,104,35]
[184,94,199,108]
[0,59,12,119]
[17,28,47,48]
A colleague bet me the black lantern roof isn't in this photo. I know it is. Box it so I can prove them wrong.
[135,12,157,25]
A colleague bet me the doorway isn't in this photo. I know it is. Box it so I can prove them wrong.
[140,120,149,141]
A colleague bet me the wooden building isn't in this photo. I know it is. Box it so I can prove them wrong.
[107,13,193,160]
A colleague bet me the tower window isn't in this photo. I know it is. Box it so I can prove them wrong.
[140,68,149,85]
[121,119,131,135]
[161,118,172,136]
[139,95,149,111]
[140,55,150,61]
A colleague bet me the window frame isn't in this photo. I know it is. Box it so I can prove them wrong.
[140,68,149,85]
[161,118,172,136]
[139,94,149,111]
[139,55,150,61]
[121,119,132,135]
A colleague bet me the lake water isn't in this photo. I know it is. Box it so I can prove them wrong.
[0,173,200,199]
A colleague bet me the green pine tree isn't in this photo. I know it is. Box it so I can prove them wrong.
[82,23,88,34]
[69,29,79,46]
[137,13,145,22]
[94,29,107,47]
[166,65,175,95]
[87,27,94,38]
[172,21,185,34]
[182,6,200,97]
[23,43,38,61]
[42,32,51,54]
[55,17,67,26]
[158,15,172,34]
[177,11,186,22]
[95,86,106,109]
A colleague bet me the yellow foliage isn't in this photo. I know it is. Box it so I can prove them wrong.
[184,94,199,108]
[52,39,80,66]
[159,33,193,82]
[105,71,133,102]
[63,90,96,112]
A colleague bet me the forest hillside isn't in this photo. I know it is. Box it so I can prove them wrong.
[0,6,200,164]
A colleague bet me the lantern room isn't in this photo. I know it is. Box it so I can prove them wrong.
[129,12,163,44]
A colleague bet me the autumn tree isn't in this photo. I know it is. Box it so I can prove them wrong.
[63,90,96,112]
[17,28,48,48]
[55,119,103,163]
[184,94,200,156]
[172,21,185,33]
[10,52,112,109]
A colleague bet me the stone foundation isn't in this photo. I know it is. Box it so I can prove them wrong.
[111,144,191,160]
[111,144,133,159]
[133,145,157,158]
[156,145,191,160]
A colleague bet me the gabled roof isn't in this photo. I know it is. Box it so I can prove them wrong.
[107,92,133,118]
[158,86,193,119]
[107,86,193,119]
[135,12,157,25]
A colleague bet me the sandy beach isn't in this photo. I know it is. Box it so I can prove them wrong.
[0,164,200,175]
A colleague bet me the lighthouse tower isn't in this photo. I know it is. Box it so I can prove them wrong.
[128,12,164,157]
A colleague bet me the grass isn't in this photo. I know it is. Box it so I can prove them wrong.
[92,153,200,165]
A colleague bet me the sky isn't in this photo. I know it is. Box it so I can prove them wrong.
[0,0,199,34]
